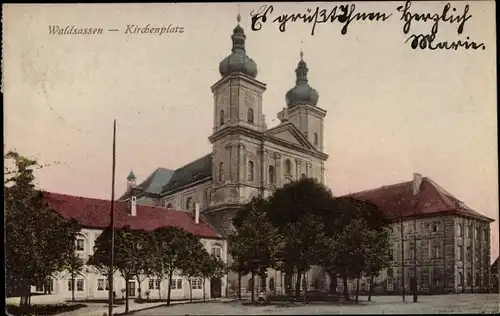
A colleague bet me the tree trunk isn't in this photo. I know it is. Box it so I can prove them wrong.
[251,270,255,303]
[328,273,337,295]
[368,275,374,301]
[295,271,302,301]
[203,279,206,302]
[71,277,75,302]
[137,279,142,299]
[158,281,161,300]
[303,272,308,303]
[189,281,193,303]
[342,276,350,301]
[355,277,360,303]
[238,273,242,300]
[125,279,130,314]
[166,271,173,306]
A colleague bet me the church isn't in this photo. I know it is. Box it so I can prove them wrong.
[119,15,494,296]
[119,14,328,295]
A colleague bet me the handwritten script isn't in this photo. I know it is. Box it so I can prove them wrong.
[249,1,486,51]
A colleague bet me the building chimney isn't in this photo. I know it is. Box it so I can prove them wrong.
[195,203,200,224]
[131,195,137,216]
[413,173,423,196]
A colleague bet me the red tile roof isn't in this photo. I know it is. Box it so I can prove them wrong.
[348,177,494,222]
[43,192,221,239]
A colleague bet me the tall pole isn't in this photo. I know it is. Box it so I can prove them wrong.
[400,211,405,301]
[413,213,418,302]
[108,120,117,316]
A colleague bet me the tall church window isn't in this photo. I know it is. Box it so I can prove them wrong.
[314,133,318,146]
[284,159,292,175]
[268,165,275,184]
[247,108,254,123]
[457,224,463,237]
[248,161,254,181]
[219,162,224,182]
[220,109,224,126]
[185,197,192,210]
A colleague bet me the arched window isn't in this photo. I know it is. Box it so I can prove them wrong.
[166,203,173,209]
[185,197,192,210]
[268,165,275,184]
[284,159,292,175]
[247,108,254,123]
[248,161,254,181]
[475,273,480,286]
[301,173,306,179]
[467,273,472,286]
[475,227,479,240]
[458,272,463,286]
[431,223,438,232]
[269,278,275,292]
[219,162,224,182]
[314,133,318,146]
[457,224,463,237]
[219,109,224,126]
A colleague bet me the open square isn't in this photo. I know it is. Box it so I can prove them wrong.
[132,294,499,315]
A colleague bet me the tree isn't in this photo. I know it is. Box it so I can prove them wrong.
[5,151,78,311]
[319,196,391,302]
[179,234,207,302]
[128,230,155,299]
[227,233,250,300]
[64,250,85,302]
[89,226,136,313]
[265,178,334,300]
[200,255,227,301]
[232,197,284,303]
[153,226,193,306]
[364,229,391,302]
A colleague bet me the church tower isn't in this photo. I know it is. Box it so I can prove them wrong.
[278,51,327,152]
[207,14,267,236]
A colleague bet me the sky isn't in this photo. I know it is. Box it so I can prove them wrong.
[3,2,498,261]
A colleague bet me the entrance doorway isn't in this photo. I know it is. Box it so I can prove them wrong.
[128,281,136,297]
[210,278,222,298]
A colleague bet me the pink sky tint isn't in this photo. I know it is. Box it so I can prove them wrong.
[3,2,498,261]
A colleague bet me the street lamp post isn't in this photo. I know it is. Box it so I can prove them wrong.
[413,213,418,303]
[400,210,405,302]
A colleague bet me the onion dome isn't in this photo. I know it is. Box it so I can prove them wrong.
[285,51,319,108]
[219,14,258,79]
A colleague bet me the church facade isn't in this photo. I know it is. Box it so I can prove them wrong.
[120,16,328,295]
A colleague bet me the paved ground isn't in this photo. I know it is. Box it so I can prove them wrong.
[133,294,500,315]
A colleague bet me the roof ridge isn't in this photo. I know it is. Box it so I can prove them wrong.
[44,191,127,204]
[350,180,412,196]
[174,153,211,171]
